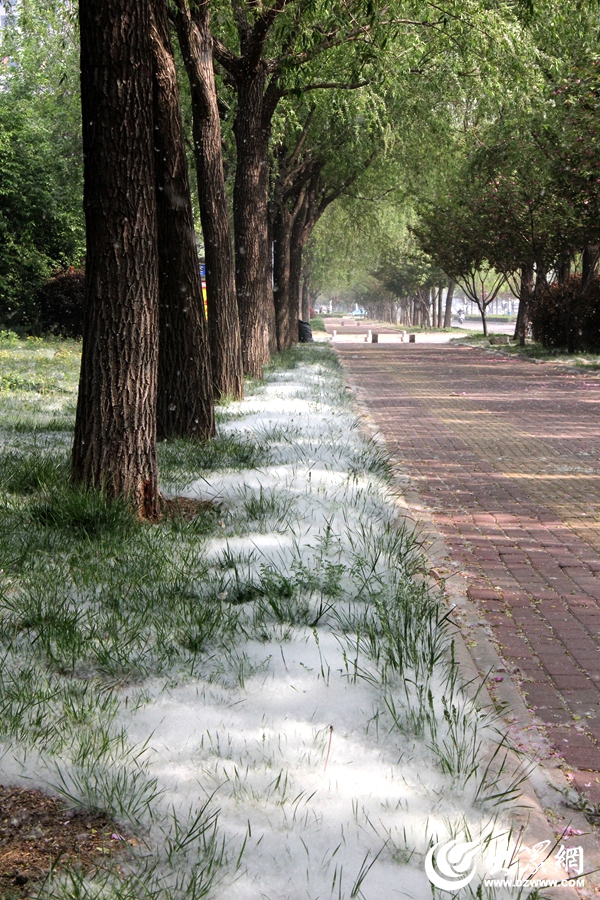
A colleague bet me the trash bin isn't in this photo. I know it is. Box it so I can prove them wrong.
[298,320,314,343]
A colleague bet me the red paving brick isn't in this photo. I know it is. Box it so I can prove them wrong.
[336,341,600,800]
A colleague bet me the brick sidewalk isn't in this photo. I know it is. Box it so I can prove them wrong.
[337,342,600,804]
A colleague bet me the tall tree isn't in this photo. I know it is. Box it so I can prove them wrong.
[173,0,244,399]
[213,11,282,376]
[73,0,160,517]
[150,0,215,439]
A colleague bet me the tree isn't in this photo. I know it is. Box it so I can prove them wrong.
[173,0,244,399]
[416,190,506,337]
[150,0,215,440]
[72,0,160,517]
[212,3,284,375]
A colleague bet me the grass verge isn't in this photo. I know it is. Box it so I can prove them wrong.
[0,338,534,898]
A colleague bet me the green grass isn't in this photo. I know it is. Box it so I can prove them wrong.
[463,335,600,368]
[385,323,467,333]
[503,342,600,366]
[0,447,69,494]
[0,335,80,436]
[265,341,341,371]
[159,432,271,488]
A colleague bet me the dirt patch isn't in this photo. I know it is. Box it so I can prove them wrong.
[0,784,134,894]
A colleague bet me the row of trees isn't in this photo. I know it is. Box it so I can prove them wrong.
[73,0,405,513]
[309,4,600,343]
[70,0,539,513]
[416,52,600,339]
[4,0,590,510]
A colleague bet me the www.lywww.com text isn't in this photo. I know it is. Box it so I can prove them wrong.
[483,879,585,888]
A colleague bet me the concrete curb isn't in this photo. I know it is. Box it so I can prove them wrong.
[342,370,600,899]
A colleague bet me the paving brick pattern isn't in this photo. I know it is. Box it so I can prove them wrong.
[336,342,600,797]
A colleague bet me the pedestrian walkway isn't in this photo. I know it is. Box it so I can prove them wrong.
[336,340,600,805]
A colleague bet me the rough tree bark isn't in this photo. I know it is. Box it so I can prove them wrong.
[437,287,443,328]
[443,280,455,328]
[73,0,160,517]
[173,0,243,399]
[232,72,276,375]
[151,0,214,440]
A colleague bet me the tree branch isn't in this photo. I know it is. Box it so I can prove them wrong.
[282,79,370,95]
[318,149,378,216]
[277,26,371,68]
[212,36,241,75]
[287,105,316,170]
[247,0,292,69]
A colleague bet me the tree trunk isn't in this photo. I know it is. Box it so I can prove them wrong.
[582,244,600,291]
[73,0,160,518]
[423,289,431,327]
[437,287,443,329]
[515,263,534,346]
[267,215,278,356]
[478,303,488,337]
[272,207,292,351]
[557,253,571,287]
[289,198,306,336]
[443,280,455,327]
[151,0,214,441]
[233,75,273,376]
[173,0,243,400]
[301,278,310,322]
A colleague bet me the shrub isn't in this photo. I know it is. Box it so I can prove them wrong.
[0,102,84,330]
[529,275,600,352]
[37,267,85,337]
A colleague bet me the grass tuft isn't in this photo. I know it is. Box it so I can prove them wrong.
[0,449,69,494]
[29,485,136,539]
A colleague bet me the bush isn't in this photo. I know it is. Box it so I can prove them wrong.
[0,102,84,330]
[309,315,326,332]
[530,275,600,353]
[37,267,85,337]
